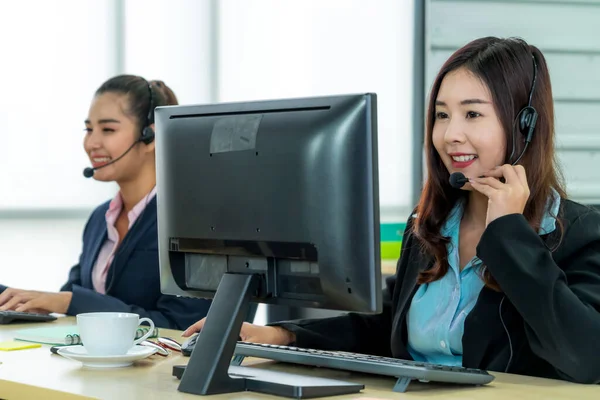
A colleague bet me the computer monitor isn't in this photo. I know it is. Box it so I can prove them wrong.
[155,93,380,398]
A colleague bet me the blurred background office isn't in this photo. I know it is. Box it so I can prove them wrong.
[1,0,599,322]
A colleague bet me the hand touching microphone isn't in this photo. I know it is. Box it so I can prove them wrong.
[449,172,487,188]
[468,165,530,226]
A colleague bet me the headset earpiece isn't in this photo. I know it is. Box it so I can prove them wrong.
[508,53,539,165]
[140,126,155,144]
[519,105,538,143]
[140,79,155,145]
[517,55,539,143]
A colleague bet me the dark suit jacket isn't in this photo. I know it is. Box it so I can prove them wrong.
[60,197,211,330]
[276,199,600,384]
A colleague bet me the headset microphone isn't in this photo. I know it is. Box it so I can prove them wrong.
[449,172,469,189]
[82,139,141,178]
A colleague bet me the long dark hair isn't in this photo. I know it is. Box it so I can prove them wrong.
[414,37,566,290]
[95,75,178,134]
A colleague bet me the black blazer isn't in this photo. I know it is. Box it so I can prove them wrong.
[60,197,212,330]
[276,199,600,384]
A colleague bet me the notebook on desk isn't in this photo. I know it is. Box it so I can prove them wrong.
[13,325,159,345]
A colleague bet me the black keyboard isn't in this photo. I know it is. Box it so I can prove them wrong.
[0,310,57,324]
[233,342,494,393]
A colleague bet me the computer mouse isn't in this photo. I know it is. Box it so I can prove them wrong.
[181,332,243,357]
[181,333,199,357]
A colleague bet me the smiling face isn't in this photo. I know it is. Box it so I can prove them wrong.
[432,67,507,190]
[83,92,153,184]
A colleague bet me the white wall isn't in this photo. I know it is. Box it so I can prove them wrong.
[123,0,417,210]
[123,0,214,104]
[0,0,119,210]
[0,217,86,290]
[217,0,415,210]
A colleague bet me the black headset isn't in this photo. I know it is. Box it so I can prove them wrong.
[509,53,538,165]
[139,80,156,145]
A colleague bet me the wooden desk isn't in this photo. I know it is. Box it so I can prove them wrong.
[1,317,598,399]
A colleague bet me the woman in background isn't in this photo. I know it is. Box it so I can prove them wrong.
[0,75,212,329]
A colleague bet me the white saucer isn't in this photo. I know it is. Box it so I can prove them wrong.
[57,345,158,368]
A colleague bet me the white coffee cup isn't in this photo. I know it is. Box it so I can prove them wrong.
[76,312,155,356]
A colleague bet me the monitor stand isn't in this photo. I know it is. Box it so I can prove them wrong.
[173,273,364,398]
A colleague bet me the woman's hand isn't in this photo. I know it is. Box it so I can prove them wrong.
[183,317,296,345]
[469,164,531,226]
[0,288,72,314]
